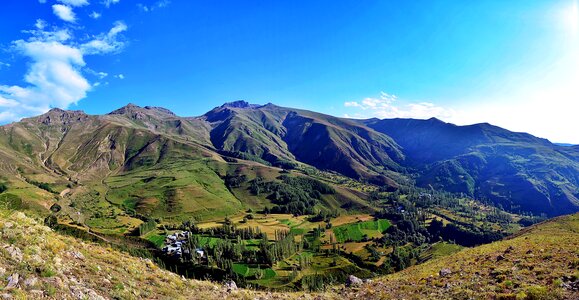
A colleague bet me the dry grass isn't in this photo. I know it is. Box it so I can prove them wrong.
[2,209,578,299]
[341,213,579,300]
[0,210,331,299]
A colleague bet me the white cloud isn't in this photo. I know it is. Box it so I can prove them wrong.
[344,92,455,120]
[114,74,124,79]
[85,68,108,79]
[52,4,76,23]
[81,21,127,54]
[102,0,120,8]
[38,0,46,3]
[89,11,101,19]
[137,0,170,12]
[35,19,46,30]
[0,20,128,123]
[0,62,11,69]
[0,41,90,120]
[57,0,89,7]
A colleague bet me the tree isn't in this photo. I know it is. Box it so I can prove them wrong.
[44,215,58,228]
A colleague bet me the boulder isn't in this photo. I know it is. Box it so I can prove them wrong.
[24,276,38,289]
[223,280,237,291]
[346,275,364,287]
[4,246,22,262]
[439,268,452,277]
[68,251,85,260]
[5,273,19,289]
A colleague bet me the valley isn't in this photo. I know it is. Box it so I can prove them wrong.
[0,102,576,295]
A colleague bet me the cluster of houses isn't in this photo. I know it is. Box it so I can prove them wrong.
[161,231,204,259]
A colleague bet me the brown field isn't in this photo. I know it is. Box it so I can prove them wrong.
[331,214,374,226]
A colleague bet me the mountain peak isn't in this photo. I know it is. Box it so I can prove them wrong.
[108,103,176,118]
[108,103,141,114]
[221,100,259,109]
[29,107,88,125]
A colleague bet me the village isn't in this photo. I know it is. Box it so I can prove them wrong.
[161,231,205,260]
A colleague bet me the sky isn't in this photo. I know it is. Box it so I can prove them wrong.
[0,0,578,143]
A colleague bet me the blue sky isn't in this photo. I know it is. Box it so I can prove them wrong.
[0,0,578,143]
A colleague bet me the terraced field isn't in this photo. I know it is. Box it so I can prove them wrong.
[332,219,391,243]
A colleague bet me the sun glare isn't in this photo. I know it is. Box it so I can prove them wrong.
[562,0,579,35]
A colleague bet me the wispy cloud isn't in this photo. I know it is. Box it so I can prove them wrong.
[102,0,120,8]
[81,21,127,54]
[89,11,102,19]
[344,92,455,120]
[52,4,76,23]
[57,0,89,7]
[137,0,171,12]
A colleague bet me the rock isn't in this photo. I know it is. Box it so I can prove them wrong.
[504,246,514,253]
[561,279,579,291]
[496,254,506,261]
[24,276,38,289]
[45,276,64,288]
[0,293,12,300]
[29,290,44,298]
[4,245,22,262]
[346,275,364,287]
[439,268,452,277]
[68,251,85,260]
[223,280,238,291]
[71,285,105,300]
[5,273,19,289]
[30,254,44,265]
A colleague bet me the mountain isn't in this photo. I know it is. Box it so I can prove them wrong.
[363,118,579,216]
[201,101,405,185]
[0,102,576,223]
[1,102,578,297]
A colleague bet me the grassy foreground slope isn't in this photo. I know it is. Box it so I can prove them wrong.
[1,210,578,299]
[343,213,579,299]
[0,210,317,300]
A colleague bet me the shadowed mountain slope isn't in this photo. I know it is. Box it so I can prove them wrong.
[363,118,579,216]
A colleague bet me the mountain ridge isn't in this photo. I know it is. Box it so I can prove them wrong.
[0,102,577,216]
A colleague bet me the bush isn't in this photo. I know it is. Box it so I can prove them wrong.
[0,182,7,193]
[524,285,562,300]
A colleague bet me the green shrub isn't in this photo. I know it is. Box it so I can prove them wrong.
[524,285,561,300]
[41,267,56,277]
